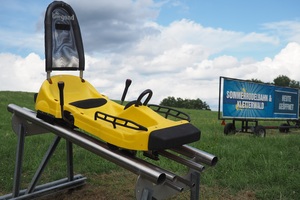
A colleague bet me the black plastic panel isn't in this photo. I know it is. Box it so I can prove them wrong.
[148,124,200,150]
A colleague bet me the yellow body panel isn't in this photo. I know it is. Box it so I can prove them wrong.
[35,75,189,150]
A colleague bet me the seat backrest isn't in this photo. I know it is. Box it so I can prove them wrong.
[45,1,84,72]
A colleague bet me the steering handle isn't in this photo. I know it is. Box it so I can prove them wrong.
[135,89,153,106]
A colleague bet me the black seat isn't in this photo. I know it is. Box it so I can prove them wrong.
[70,98,107,109]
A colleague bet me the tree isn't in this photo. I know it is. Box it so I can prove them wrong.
[248,78,263,83]
[273,75,291,87]
[250,75,300,89]
[289,80,300,89]
[160,96,176,107]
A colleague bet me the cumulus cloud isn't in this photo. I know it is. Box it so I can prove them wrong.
[1,41,300,111]
[63,0,160,53]
[0,53,45,92]
[1,1,300,111]
[59,1,280,57]
[250,42,300,82]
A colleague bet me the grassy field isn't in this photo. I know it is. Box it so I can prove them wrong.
[0,91,300,199]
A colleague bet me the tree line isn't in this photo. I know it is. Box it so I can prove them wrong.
[159,75,299,111]
[249,75,300,88]
[160,96,210,110]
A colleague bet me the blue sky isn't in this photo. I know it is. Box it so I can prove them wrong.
[156,0,300,59]
[157,0,299,30]
[1,0,300,110]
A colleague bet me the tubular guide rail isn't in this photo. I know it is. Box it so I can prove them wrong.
[0,104,218,200]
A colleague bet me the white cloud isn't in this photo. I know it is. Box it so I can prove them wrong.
[250,42,300,82]
[87,42,300,110]
[1,41,300,111]
[160,19,279,53]
[262,21,300,43]
[0,53,44,92]
[1,1,300,112]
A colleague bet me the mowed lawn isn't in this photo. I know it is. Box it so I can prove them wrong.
[0,91,299,199]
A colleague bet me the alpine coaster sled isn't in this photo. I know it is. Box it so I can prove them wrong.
[35,1,200,151]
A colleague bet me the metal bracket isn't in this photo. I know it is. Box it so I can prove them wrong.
[11,112,48,136]
[135,169,200,200]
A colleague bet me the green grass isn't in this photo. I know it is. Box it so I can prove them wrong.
[1,91,300,199]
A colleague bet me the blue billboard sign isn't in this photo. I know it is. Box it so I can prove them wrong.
[220,77,299,119]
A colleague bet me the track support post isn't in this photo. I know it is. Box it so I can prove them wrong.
[0,114,86,200]
[12,124,26,198]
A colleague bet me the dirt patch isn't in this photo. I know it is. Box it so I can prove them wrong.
[39,171,257,200]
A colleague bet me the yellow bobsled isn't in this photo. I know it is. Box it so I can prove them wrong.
[35,1,200,151]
